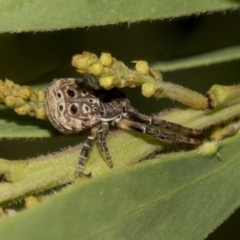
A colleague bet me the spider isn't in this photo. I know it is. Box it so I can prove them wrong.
[44,75,201,175]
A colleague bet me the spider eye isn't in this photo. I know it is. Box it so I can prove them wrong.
[67,89,75,97]
[59,105,63,111]
[89,99,93,103]
[70,104,78,114]
[57,93,61,98]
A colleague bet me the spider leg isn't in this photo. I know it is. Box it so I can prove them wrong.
[113,118,201,145]
[96,122,113,168]
[124,108,201,136]
[77,125,98,174]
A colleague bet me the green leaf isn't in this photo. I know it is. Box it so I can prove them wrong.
[0,0,239,32]
[152,45,240,72]
[0,105,53,138]
[0,134,239,240]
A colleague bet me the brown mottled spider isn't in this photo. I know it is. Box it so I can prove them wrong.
[45,75,201,175]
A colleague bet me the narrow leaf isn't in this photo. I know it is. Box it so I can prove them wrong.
[152,45,240,72]
[0,1,239,32]
[0,134,239,240]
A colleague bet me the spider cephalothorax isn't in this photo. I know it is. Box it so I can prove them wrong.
[45,76,201,174]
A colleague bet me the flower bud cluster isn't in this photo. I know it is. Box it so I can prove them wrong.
[71,52,208,109]
[0,79,46,119]
[72,52,161,93]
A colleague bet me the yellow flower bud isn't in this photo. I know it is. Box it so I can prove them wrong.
[25,196,40,207]
[90,63,103,76]
[99,76,115,89]
[141,82,157,97]
[100,53,113,66]
[72,54,89,71]
[14,104,31,115]
[4,95,17,107]
[18,86,31,100]
[135,61,149,75]
[36,106,47,120]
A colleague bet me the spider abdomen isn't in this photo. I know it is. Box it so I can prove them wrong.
[45,78,101,134]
